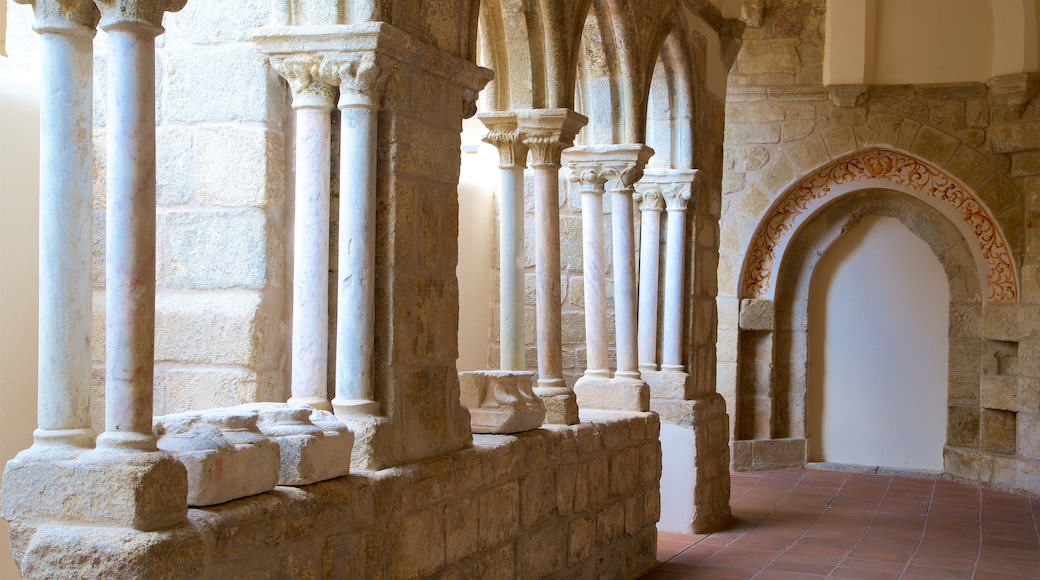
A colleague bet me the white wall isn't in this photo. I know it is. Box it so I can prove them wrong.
[0,60,40,580]
[456,117,496,372]
[807,216,949,471]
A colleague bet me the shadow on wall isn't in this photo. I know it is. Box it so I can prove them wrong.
[807,215,949,471]
[0,63,41,580]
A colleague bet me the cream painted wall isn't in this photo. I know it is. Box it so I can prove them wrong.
[456,117,496,372]
[807,216,949,471]
[0,61,40,580]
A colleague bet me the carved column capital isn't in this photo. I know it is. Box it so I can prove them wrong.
[478,112,528,169]
[634,188,664,212]
[24,0,100,34]
[329,52,391,109]
[562,144,654,194]
[641,168,699,212]
[268,54,337,110]
[516,109,588,168]
[93,0,185,32]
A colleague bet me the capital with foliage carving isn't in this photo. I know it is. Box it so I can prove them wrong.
[20,0,100,34]
[634,188,664,212]
[331,52,391,109]
[268,54,337,110]
[478,112,528,169]
[93,0,186,32]
[516,109,588,168]
[562,144,654,194]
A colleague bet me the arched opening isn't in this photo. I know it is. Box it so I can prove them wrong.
[807,215,949,470]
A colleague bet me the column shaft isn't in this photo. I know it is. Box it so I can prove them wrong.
[100,24,160,450]
[35,29,96,448]
[334,105,380,415]
[662,207,687,369]
[499,165,526,370]
[581,188,609,376]
[611,189,639,378]
[532,165,565,390]
[289,108,333,410]
[636,196,663,372]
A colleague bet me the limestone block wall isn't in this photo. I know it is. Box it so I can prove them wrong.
[719,0,1040,495]
[82,0,292,428]
[10,413,661,579]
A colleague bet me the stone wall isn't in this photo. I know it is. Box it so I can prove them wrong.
[719,0,1040,495]
[9,413,661,579]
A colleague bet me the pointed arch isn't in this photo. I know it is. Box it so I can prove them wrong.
[741,148,1019,304]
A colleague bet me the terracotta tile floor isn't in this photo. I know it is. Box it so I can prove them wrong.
[642,468,1040,579]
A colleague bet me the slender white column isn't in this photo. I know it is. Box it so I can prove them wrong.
[635,189,664,372]
[560,160,610,379]
[610,183,640,379]
[517,109,586,425]
[95,2,182,451]
[270,57,336,411]
[662,184,693,370]
[478,113,528,371]
[333,54,387,417]
[30,0,100,452]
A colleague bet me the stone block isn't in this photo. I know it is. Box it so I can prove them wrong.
[247,404,353,485]
[459,371,546,433]
[155,292,261,365]
[1017,412,1040,460]
[478,481,519,549]
[160,209,268,290]
[781,120,816,142]
[642,369,689,399]
[948,372,980,406]
[736,39,801,74]
[750,438,805,470]
[946,146,997,188]
[19,524,205,579]
[724,122,781,144]
[596,500,625,544]
[155,410,280,506]
[820,125,858,157]
[947,406,981,448]
[981,409,1016,455]
[195,126,283,207]
[760,154,795,192]
[158,367,278,413]
[163,45,278,124]
[739,298,774,330]
[1011,150,1040,177]
[167,0,267,45]
[574,376,650,412]
[980,374,1020,412]
[516,523,566,580]
[568,515,595,565]
[389,506,445,579]
[520,468,556,528]
[2,449,187,531]
[910,125,960,166]
[156,126,195,205]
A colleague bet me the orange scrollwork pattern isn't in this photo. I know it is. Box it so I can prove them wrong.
[743,148,1018,303]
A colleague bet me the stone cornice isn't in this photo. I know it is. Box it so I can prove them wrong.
[252,22,493,115]
[477,112,528,169]
[515,109,588,167]
[94,0,186,31]
[561,144,655,192]
[268,54,337,110]
[20,0,100,34]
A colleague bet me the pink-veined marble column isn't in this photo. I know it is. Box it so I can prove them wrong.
[333,54,387,417]
[635,188,664,372]
[517,109,587,425]
[27,0,100,453]
[478,112,528,371]
[95,0,186,452]
[270,56,336,411]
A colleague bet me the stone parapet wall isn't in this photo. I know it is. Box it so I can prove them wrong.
[9,413,661,579]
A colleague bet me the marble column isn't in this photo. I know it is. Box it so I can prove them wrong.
[478,112,528,371]
[635,188,664,372]
[662,180,693,370]
[270,56,336,411]
[564,145,653,412]
[332,54,387,417]
[95,0,185,452]
[517,110,587,425]
[24,0,100,453]
[561,155,610,380]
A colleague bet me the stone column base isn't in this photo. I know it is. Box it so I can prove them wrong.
[574,375,650,412]
[642,369,690,399]
[535,386,580,425]
[651,394,732,533]
[1,448,187,532]
[459,370,546,433]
